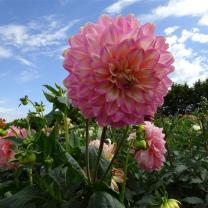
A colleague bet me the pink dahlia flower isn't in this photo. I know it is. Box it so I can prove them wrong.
[135,122,166,171]
[63,15,174,127]
[89,139,115,160]
[7,126,28,139]
[0,139,15,169]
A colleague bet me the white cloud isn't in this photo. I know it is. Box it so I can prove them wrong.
[177,29,208,43]
[0,18,79,52]
[15,56,35,66]
[0,24,28,45]
[0,99,7,104]
[166,29,208,86]
[164,26,179,35]
[17,69,40,83]
[139,0,208,23]
[192,33,208,43]
[198,14,208,26]
[0,106,26,122]
[0,45,12,58]
[104,0,140,14]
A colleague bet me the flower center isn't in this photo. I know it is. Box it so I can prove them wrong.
[109,64,135,89]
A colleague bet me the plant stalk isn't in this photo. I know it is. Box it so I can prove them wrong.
[85,119,91,183]
[120,141,132,203]
[29,167,33,186]
[100,126,129,182]
[64,113,70,151]
[93,126,107,182]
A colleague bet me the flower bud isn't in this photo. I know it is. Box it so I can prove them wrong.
[134,140,147,150]
[20,96,29,106]
[34,102,45,113]
[45,156,54,166]
[0,118,6,129]
[160,199,181,208]
[0,129,8,137]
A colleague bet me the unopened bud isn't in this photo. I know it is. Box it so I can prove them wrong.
[134,140,147,150]
[20,96,29,106]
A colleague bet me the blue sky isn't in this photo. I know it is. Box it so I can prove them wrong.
[0,0,208,121]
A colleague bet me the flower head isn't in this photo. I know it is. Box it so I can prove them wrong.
[63,15,174,127]
[160,199,181,208]
[135,121,166,171]
[7,126,28,139]
[89,139,115,160]
[0,139,15,169]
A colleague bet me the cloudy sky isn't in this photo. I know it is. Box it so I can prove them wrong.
[0,0,208,121]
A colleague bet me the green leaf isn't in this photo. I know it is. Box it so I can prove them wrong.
[43,92,55,103]
[88,146,110,179]
[0,186,38,208]
[48,165,68,189]
[43,84,60,96]
[175,164,187,174]
[57,96,70,108]
[2,137,23,145]
[87,192,125,208]
[58,143,87,181]
[183,196,204,204]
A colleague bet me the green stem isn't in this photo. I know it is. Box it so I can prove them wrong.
[26,118,31,137]
[100,126,129,183]
[120,141,132,203]
[93,126,107,182]
[29,167,33,186]
[64,114,70,151]
[85,119,91,183]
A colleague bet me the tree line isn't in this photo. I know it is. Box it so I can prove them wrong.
[162,78,208,115]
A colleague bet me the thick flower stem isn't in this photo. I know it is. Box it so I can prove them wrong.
[93,126,107,183]
[85,119,91,183]
[100,126,129,183]
[63,114,70,152]
[120,141,132,204]
[28,167,33,186]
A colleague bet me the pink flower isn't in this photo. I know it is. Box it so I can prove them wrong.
[89,139,115,160]
[63,15,174,127]
[7,126,28,139]
[0,139,15,169]
[135,122,166,171]
[0,126,28,169]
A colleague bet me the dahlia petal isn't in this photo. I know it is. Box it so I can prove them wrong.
[98,15,113,26]
[127,48,144,67]
[105,101,118,116]
[159,51,174,65]
[140,49,160,68]
[154,64,174,79]
[106,87,120,102]
[101,24,119,45]
[137,36,155,50]
[126,14,140,28]
[140,23,155,36]
[155,36,169,50]
[69,34,85,48]
[101,45,113,63]
[95,82,114,94]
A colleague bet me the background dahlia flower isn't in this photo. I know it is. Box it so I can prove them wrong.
[135,121,166,171]
[0,139,15,169]
[7,125,28,139]
[0,126,27,169]
[64,15,174,127]
[89,139,115,160]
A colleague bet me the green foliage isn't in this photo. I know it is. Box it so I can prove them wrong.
[163,78,208,115]
[87,192,125,208]
[1,83,208,208]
